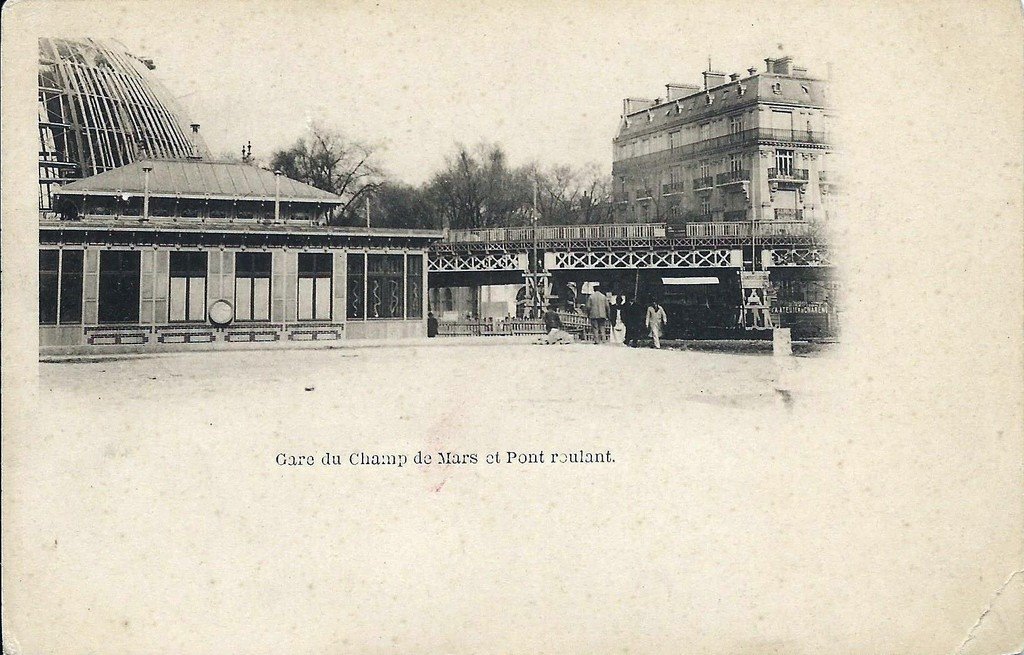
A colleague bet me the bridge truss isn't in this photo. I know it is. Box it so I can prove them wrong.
[546,249,738,270]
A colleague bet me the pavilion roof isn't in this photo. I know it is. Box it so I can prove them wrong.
[55,159,345,204]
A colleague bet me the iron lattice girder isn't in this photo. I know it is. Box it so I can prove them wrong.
[427,251,528,272]
[547,249,736,270]
[769,248,833,267]
[426,245,835,272]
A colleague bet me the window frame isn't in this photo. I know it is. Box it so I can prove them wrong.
[39,249,60,325]
[366,253,406,320]
[168,250,208,323]
[233,251,273,322]
[297,252,333,322]
[97,249,142,325]
[776,149,795,176]
[405,254,423,320]
[347,252,366,321]
[59,249,84,325]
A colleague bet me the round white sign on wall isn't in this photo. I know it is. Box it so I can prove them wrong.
[209,299,234,326]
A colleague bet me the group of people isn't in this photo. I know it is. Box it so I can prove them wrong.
[541,286,668,348]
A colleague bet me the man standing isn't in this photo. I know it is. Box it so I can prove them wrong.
[646,299,668,349]
[586,285,610,344]
[623,296,641,346]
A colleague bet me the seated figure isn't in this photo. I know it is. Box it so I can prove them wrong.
[538,302,574,345]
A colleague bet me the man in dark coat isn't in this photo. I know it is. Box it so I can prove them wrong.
[623,297,643,346]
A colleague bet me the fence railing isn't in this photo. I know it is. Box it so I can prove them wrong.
[444,222,667,244]
[435,312,605,341]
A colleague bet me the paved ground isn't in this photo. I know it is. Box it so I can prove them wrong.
[5,342,1019,654]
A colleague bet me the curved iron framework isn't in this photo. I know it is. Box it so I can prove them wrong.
[38,37,206,211]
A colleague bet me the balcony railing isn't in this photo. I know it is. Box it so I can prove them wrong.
[634,188,654,200]
[693,176,714,190]
[613,128,832,168]
[768,168,810,181]
[774,208,804,220]
[715,170,750,185]
[662,181,686,195]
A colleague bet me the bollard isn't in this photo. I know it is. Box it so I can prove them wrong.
[773,328,792,357]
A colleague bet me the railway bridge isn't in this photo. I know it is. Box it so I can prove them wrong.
[427,221,837,336]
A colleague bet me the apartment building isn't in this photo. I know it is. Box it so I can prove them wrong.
[611,56,838,226]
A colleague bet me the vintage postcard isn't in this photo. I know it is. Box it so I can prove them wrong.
[2,1,1022,653]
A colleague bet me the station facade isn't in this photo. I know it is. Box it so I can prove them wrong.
[40,159,440,355]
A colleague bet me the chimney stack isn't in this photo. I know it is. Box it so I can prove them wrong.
[702,70,727,89]
[766,56,793,76]
[187,123,204,160]
[729,73,740,82]
[665,82,700,101]
[622,97,658,114]
[748,67,758,76]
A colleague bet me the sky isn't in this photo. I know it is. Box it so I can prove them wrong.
[67,0,838,186]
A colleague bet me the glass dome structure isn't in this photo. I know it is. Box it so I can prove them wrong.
[38,37,208,211]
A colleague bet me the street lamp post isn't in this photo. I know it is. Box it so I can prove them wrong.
[142,164,153,221]
[532,179,540,317]
[274,169,282,224]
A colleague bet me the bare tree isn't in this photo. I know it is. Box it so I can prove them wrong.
[426,142,533,229]
[534,162,613,225]
[270,122,384,222]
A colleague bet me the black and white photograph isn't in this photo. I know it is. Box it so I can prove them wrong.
[2,1,1022,654]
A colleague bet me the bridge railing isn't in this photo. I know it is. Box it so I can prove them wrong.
[444,222,667,244]
[683,221,813,238]
[442,220,819,244]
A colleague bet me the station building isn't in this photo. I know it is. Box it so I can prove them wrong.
[40,159,441,355]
